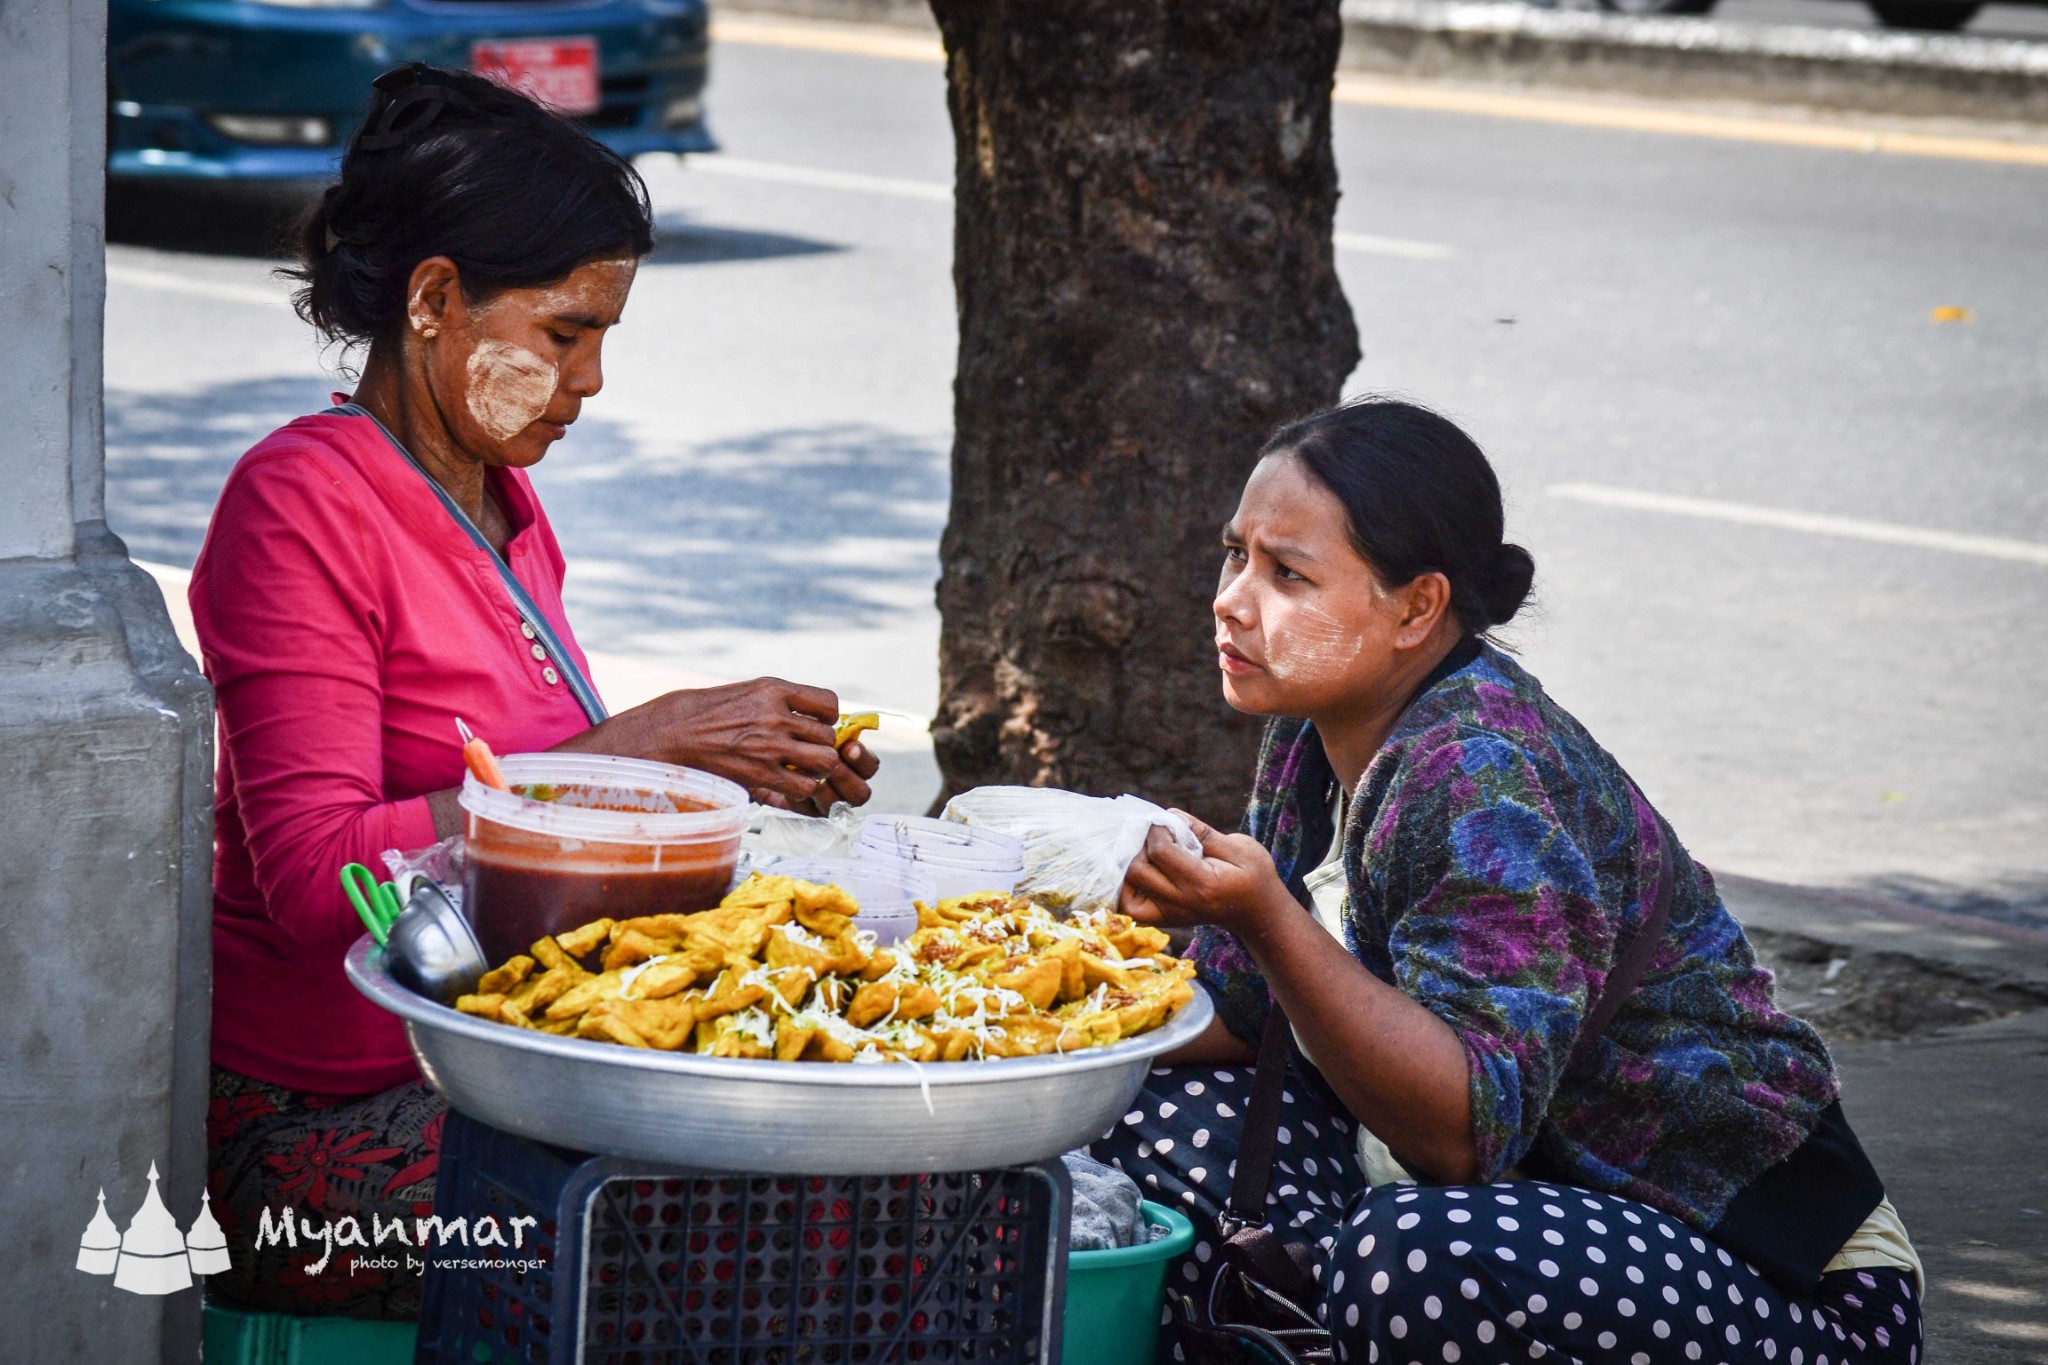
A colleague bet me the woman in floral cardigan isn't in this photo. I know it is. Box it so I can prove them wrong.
[1100,398,1921,1364]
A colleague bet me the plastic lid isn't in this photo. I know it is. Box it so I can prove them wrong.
[860,815,1024,870]
[461,754,748,844]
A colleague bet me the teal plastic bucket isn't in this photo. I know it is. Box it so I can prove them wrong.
[201,1301,417,1365]
[1061,1200,1196,1365]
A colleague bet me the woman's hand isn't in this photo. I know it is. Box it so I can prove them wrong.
[1128,812,1482,1183]
[1119,811,1292,938]
[559,678,879,812]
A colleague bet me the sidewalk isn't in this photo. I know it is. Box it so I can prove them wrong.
[1725,877,2048,1365]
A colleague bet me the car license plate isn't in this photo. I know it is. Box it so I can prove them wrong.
[471,38,601,118]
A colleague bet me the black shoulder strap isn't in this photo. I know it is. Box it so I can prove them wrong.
[325,403,608,727]
[1223,1009,1296,1233]
[1566,807,1677,1074]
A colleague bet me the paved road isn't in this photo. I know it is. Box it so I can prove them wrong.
[1678,0,2048,39]
[1536,0,2048,40]
[104,22,2048,920]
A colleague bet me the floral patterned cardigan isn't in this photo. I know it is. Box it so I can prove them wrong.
[1191,641,1840,1230]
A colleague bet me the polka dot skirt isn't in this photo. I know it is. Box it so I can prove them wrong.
[1090,1063,1922,1365]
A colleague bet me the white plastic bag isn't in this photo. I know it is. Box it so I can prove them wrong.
[382,835,466,910]
[939,786,1202,911]
[743,801,866,862]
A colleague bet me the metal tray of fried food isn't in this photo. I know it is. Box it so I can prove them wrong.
[345,936,1213,1174]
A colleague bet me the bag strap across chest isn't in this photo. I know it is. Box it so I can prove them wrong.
[1228,810,1678,1230]
[325,402,608,727]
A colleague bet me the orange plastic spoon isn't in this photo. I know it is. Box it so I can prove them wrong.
[455,717,509,791]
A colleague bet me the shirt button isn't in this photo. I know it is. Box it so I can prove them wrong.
[530,643,548,662]
[520,621,538,641]
[542,667,560,686]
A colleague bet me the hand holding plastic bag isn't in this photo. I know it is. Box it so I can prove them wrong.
[939,786,1202,911]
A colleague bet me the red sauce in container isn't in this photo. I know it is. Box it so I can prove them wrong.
[459,758,749,964]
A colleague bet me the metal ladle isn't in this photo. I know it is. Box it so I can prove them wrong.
[385,879,489,1004]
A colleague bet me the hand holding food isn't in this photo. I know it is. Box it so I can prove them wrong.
[1118,810,1291,935]
[567,679,878,811]
[833,712,880,749]
[454,873,1197,1062]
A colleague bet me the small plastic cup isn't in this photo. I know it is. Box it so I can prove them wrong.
[460,754,748,964]
[762,856,937,945]
[858,814,1025,903]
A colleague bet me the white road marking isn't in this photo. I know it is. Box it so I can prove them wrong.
[688,156,1455,258]
[688,154,952,203]
[1334,231,1457,261]
[107,262,295,310]
[1549,482,2048,568]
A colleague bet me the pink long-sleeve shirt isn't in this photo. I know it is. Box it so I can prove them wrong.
[192,408,596,1094]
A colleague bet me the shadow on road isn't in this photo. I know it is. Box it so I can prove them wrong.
[104,374,948,645]
[106,181,314,259]
[1859,871,2048,931]
[106,374,334,566]
[107,183,838,271]
[532,419,947,641]
[647,217,843,267]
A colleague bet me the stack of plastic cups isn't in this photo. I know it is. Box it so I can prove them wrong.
[764,857,937,946]
[858,815,1026,903]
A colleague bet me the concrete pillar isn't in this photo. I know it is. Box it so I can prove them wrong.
[0,0,214,1356]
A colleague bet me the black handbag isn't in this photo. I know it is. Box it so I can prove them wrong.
[1167,833,1677,1365]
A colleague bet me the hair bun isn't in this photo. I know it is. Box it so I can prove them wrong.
[1481,543,1535,628]
[280,63,654,353]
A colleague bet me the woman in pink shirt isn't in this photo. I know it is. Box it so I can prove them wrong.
[190,66,878,1319]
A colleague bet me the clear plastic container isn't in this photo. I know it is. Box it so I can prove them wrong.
[858,814,1025,903]
[762,856,937,946]
[460,754,748,964]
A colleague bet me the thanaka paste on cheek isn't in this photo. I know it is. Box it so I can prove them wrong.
[465,340,557,442]
[1263,598,1368,683]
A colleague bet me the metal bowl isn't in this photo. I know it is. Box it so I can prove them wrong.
[384,880,488,1004]
[345,937,1213,1174]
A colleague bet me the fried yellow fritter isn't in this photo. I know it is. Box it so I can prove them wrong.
[458,876,1195,1063]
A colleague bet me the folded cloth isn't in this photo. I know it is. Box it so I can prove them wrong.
[1063,1152,1146,1250]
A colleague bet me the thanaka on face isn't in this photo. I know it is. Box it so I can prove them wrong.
[409,255,639,468]
[1213,453,1442,726]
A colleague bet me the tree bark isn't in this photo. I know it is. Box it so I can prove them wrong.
[928,0,1360,826]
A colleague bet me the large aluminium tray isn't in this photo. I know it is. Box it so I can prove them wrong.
[345,936,1213,1174]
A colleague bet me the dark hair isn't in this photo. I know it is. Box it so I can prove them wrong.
[285,64,655,349]
[1260,397,1534,636]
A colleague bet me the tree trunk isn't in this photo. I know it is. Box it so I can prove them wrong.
[928,0,1360,826]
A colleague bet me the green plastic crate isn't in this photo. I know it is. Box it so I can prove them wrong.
[1061,1200,1196,1365]
[203,1300,417,1365]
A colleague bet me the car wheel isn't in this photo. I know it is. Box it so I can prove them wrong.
[1866,0,1981,27]
[1594,0,1718,15]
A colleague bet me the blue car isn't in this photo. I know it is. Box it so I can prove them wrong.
[109,0,714,181]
